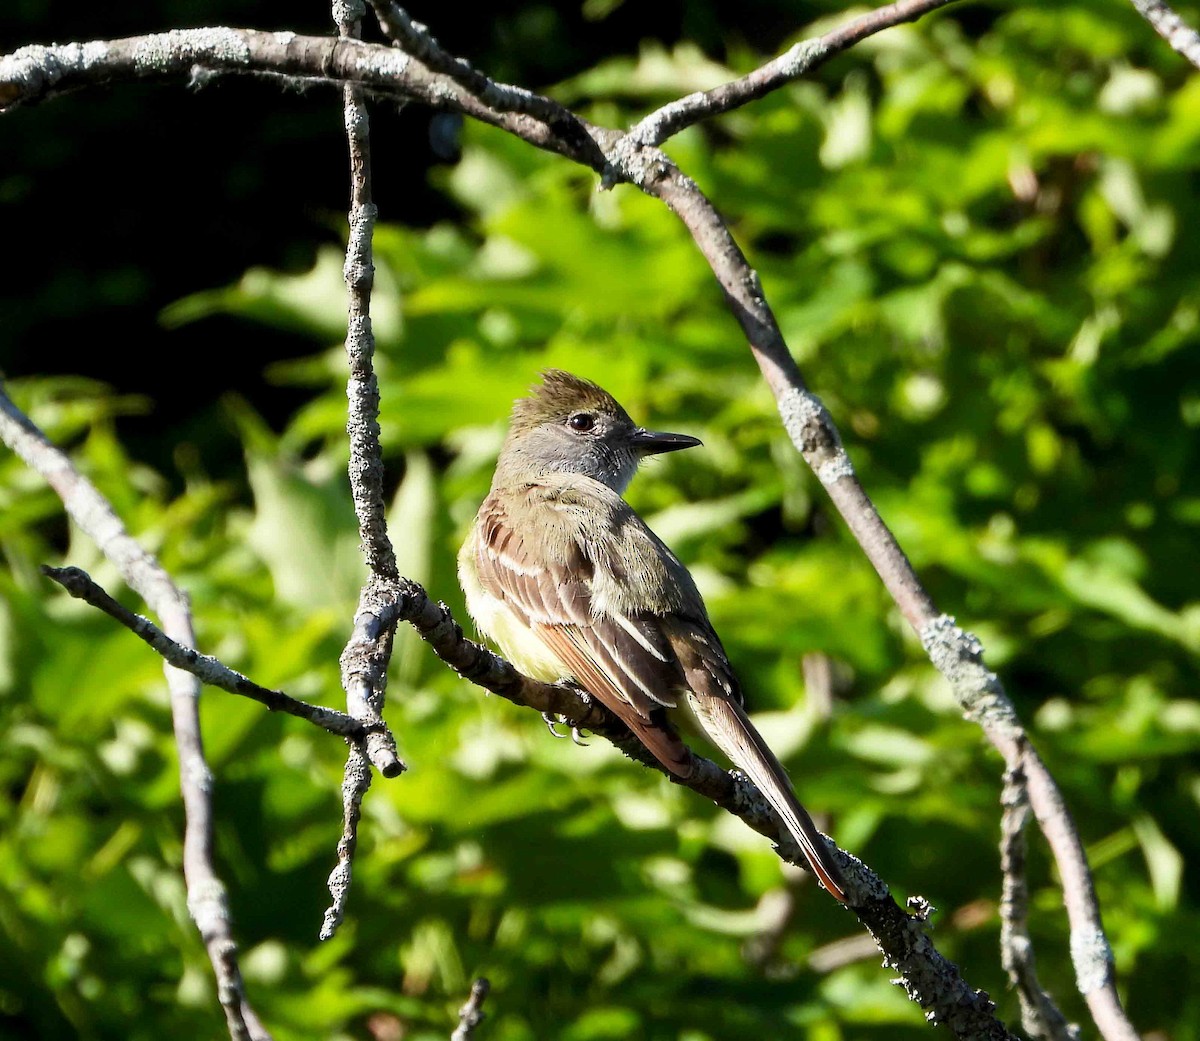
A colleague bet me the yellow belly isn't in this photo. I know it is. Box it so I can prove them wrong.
[457,534,571,683]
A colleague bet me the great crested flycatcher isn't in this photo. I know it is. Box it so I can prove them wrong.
[458,370,846,902]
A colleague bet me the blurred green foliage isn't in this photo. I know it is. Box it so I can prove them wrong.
[3,3,1200,1039]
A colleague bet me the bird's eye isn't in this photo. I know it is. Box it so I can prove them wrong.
[568,412,596,432]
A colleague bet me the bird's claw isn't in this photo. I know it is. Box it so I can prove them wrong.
[541,711,589,746]
[541,711,569,738]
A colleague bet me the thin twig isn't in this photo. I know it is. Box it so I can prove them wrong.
[802,651,837,721]
[742,864,807,969]
[322,0,406,942]
[1129,0,1200,68]
[807,932,885,974]
[339,11,396,583]
[40,564,380,741]
[369,2,570,125]
[0,384,269,1041]
[322,589,406,939]
[1000,767,1080,1041]
[451,978,490,1041]
[626,0,961,147]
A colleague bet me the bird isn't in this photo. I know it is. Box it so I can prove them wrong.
[457,370,846,902]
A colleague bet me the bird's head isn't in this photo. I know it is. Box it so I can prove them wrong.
[497,370,701,493]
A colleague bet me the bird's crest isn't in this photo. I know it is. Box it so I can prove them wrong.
[509,370,631,433]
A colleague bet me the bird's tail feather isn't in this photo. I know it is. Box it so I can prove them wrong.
[688,694,847,902]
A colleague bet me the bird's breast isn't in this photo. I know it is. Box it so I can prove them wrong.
[457,530,573,683]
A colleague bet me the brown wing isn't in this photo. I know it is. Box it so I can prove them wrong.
[474,493,693,777]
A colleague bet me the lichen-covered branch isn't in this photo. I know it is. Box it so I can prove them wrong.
[611,144,1135,1041]
[1000,767,1080,1041]
[0,29,603,167]
[922,621,1137,1041]
[321,0,407,943]
[368,2,571,125]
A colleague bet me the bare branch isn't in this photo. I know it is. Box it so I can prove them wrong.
[613,145,1137,1041]
[743,864,808,969]
[451,978,491,1041]
[0,384,269,1040]
[626,0,961,147]
[807,932,885,974]
[1129,0,1200,68]
[39,564,382,742]
[321,741,374,941]
[802,651,837,720]
[321,0,408,941]
[339,18,395,580]
[1000,767,1080,1041]
[335,0,404,777]
[322,586,406,938]
[923,621,1139,1041]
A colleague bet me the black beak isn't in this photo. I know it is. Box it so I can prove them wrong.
[629,427,703,456]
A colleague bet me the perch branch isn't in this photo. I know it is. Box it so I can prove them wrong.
[0,384,269,1041]
[346,575,1019,1041]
